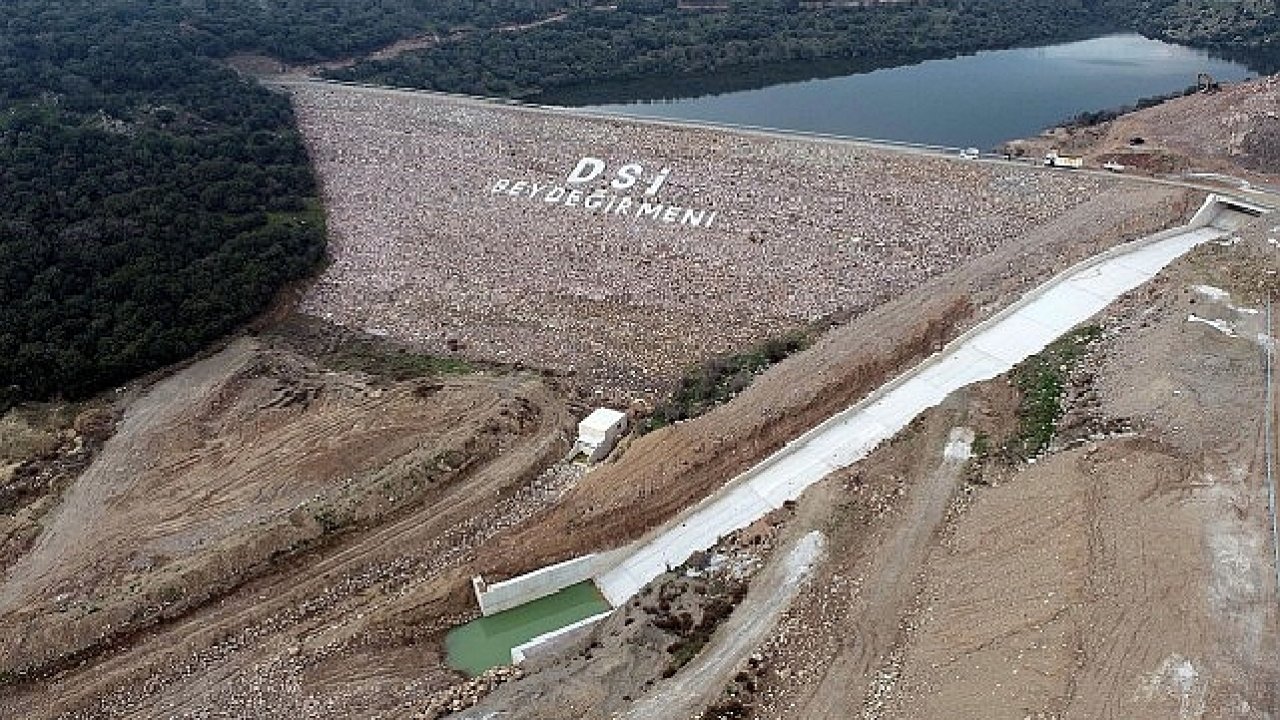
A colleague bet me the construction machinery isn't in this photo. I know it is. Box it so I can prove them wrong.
[1044,151,1084,169]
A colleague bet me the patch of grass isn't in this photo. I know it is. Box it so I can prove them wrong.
[1005,325,1101,459]
[965,431,995,486]
[326,344,473,381]
[312,508,343,534]
[0,417,60,464]
[270,315,476,381]
[265,198,325,231]
[971,431,991,459]
[664,639,705,677]
[704,698,752,720]
[659,589,742,678]
[643,331,813,434]
[436,449,468,471]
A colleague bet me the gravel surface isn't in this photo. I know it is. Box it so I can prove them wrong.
[290,83,1121,399]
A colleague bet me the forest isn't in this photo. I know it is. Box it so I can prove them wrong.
[0,2,322,410]
[0,0,575,410]
[1,0,1276,410]
[331,0,1110,98]
[329,0,1280,100]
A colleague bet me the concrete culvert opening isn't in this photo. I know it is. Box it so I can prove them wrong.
[1191,194,1268,232]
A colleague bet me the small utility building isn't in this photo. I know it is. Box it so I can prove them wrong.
[575,408,628,463]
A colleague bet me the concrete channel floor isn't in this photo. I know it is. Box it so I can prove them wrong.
[595,198,1252,606]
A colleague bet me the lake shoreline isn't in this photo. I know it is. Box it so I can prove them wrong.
[567,34,1258,151]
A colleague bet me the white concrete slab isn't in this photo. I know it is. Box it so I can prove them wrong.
[1067,262,1153,299]
[862,393,931,431]
[1020,283,1111,328]
[594,196,1249,606]
[510,610,613,664]
[918,347,1004,390]
[969,313,1062,364]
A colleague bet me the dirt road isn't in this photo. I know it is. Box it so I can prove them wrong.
[0,337,575,718]
[749,218,1280,720]
[0,339,257,613]
[799,427,974,718]
[1007,74,1280,190]
[621,530,825,720]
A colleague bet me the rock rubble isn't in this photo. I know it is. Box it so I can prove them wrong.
[290,85,1114,400]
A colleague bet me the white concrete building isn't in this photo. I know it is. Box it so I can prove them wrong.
[575,408,628,463]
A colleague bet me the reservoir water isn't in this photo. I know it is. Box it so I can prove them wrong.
[445,581,612,676]
[440,36,1257,676]
[579,34,1256,150]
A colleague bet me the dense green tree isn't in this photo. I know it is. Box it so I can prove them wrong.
[0,2,332,410]
[326,0,1277,99]
[2,0,1276,411]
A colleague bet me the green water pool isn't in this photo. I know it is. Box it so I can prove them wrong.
[445,580,612,676]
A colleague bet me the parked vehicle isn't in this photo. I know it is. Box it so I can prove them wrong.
[1043,151,1083,169]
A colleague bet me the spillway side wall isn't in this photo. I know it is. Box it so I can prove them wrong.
[474,551,622,616]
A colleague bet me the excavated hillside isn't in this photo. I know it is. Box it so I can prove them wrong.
[2,79,1272,719]
[1011,73,1280,183]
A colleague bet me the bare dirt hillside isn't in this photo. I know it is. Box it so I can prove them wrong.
[724,216,1280,720]
[0,179,1195,719]
[1011,74,1280,184]
[1,80,1260,720]
[0,332,574,718]
[0,400,117,575]
[468,181,1196,584]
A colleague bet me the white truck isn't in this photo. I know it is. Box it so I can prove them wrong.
[1043,151,1084,169]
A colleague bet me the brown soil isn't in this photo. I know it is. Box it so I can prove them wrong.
[0,330,573,717]
[0,85,1227,719]
[466,181,1196,584]
[0,403,118,573]
[1007,74,1280,186]
[734,219,1280,720]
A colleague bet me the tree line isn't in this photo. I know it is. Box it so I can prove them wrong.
[1,0,592,412]
[0,3,314,410]
[327,0,1279,101]
[329,0,1116,99]
[2,0,1275,410]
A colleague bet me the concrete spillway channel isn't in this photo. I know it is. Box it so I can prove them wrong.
[450,194,1267,673]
